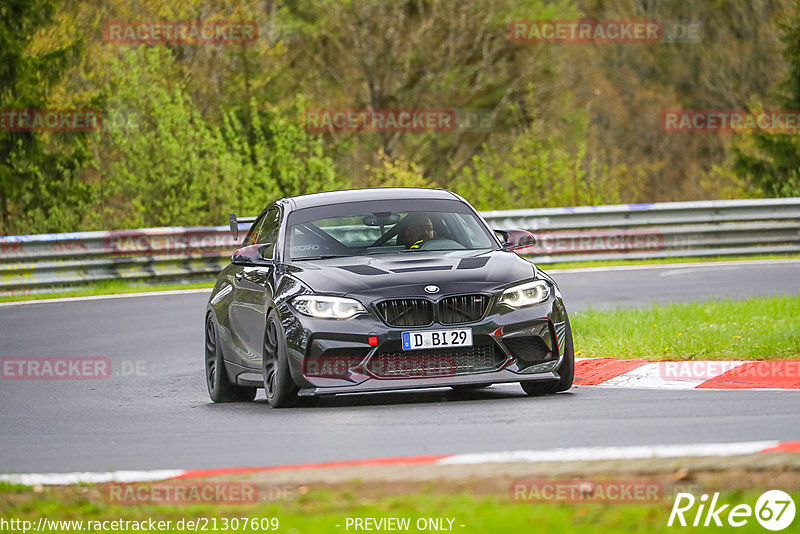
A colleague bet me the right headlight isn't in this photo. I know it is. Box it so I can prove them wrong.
[498,280,550,308]
[292,295,366,319]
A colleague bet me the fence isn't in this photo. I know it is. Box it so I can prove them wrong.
[1,198,798,296]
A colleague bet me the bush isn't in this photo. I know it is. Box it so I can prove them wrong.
[451,122,620,210]
[89,47,343,229]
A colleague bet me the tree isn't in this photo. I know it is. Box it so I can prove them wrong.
[366,148,437,189]
[452,115,621,210]
[0,0,91,235]
[733,6,800,197]
[89,47,342,229]
[291,0,574,182]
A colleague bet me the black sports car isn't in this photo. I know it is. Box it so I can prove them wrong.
[205,188,574,407]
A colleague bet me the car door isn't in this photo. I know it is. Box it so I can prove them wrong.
[229,208,281,368]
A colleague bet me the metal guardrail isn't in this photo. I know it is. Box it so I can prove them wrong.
[0,226,240,296]
[482,197,800,263]
[1,198,798,296]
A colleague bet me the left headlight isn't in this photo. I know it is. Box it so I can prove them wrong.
[498,280,550,308]
[292,295,367,319]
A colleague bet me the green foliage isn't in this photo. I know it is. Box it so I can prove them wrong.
[701,159,763,200]
[90,47,232,228]
[89,47,341,229]
[298,0,576,183]
[732,8,800,197]
[259,96,347,199]
[452,121,619,210]
[366,149,436,189]
[0,0,91,235]
[3,0,800,236]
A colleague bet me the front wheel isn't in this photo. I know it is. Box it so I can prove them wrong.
[263,310,299,408]
[520,316,574,396]
[205,314,257,402]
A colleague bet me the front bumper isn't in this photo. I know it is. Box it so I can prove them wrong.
[296,369,562,396]
[279,292,569,396]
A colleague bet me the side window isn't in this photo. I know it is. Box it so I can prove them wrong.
[241,214,266,247]
[256,209,280,258]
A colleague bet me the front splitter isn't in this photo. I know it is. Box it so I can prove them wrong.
[297,369,561,396]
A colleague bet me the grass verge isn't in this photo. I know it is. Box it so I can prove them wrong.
[572,294,800,360]
[1,481,796,533]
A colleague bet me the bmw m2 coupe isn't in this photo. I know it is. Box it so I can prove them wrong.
[205,188,574,407]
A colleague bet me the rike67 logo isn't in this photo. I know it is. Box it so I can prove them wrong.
[668,490,795,530]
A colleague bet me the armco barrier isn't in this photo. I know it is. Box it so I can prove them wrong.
[0,226,241,296]
[483,197,800,263]
[1,198,798,296]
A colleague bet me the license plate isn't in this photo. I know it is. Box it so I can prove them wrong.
[401,329,472,350]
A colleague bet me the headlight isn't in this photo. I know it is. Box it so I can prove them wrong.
[499,280,550,308]
[292,295,366,319]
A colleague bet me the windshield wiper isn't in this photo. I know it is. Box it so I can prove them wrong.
[365,249,419,254]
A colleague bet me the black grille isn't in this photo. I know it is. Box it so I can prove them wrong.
[370,343,503,378]
[375,295,489,326]
[502,336,553,362]
[375,299,434,327]
[438,295,489,324]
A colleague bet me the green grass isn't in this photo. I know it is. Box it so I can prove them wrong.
[572,295,800,360]
[0,279,214,303]
[1,484,795,533]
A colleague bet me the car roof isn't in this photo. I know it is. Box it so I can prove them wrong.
[284,188,460,210]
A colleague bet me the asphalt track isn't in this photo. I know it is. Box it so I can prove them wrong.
[1,260,799,474]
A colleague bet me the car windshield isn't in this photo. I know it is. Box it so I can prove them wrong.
[285,199,498,260]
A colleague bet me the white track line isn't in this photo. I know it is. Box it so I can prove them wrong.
[1,440,791,486]
[548,258,800,274]
[597,361,750,390]
[573,359,800,391]
[0,288,212,307]
[435,440,782,465]
[0,469,185,486]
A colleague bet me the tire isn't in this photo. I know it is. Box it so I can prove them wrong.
[263,310,299,408]
[205,314,257,402]
[520,316,575,396]
[450,383,492,392]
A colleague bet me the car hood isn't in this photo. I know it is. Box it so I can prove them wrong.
[286,250,536,301]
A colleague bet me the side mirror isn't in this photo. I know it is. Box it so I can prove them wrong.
[495,229,537,253]
[230,213,258,243]
[231,243,273,266]
[230,213,239,241]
